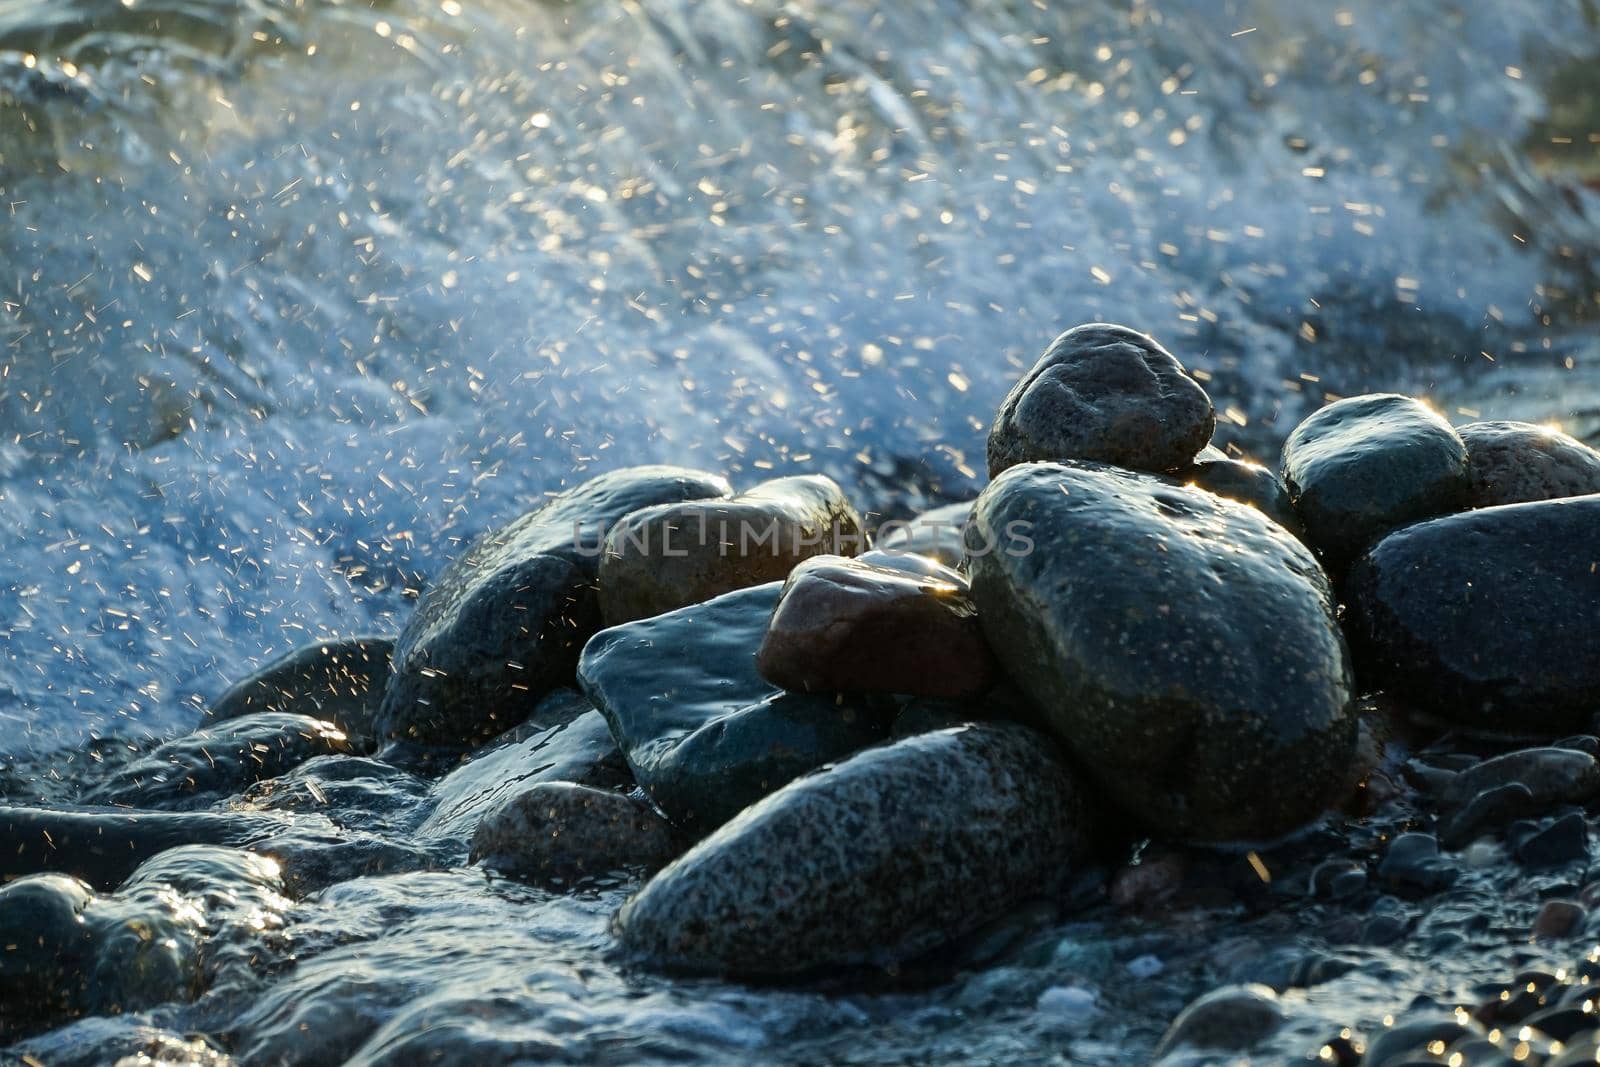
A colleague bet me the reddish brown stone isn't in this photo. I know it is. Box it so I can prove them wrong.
[756,555,996,699]
[1533,899,1586,939]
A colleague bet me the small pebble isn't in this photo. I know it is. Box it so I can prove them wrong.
[1533,899,1586,939]
[1126,954,1165,979]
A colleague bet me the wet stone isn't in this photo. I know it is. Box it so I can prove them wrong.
[854,547,966,580]
[1459,420,1600,507]
[1182,455,1304,536]
[207,635,393,748]
[375,466,732,747]
[1523,1004,1596,1042]
[1534,899,1586,939]
[1348,496,1600,733]
[756,554,996,699]
[0,847,289,1039]
[614,722,1090,977]
[1151,984,1286,1058]
[469,781,677,884]
[11,1026,235,1067]
[1361,896,1411,946]
[965,461,1356,842]
[81,713,352,811]
[1377,832,1457,894]
[0,806,295,891]
[251,828,432,897]
[1362,1016,1486,1067]
[1280,393,1469,569]
[1109,850,1188,912]
[597,474,864,626]
[1440,747,1600,813]
[578,582,895,834]
[0,874,97,1025]
[412,698,628,860]
[1310,859,1368,900]
[1440,782,1543,849]
[986,322,1214,477]
[238,755,429,837]
[1516,812,1590,869]
[1555,735,1600,757]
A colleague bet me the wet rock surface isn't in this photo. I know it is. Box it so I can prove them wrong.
[756,554,995,698]
[1440,747,1600,814]
[374,466,732,747]
[578,583,894,834]
[469,781,677,884]
[614,722,1090,976]
[1459,420,1600,507]
[1348,494,1600,732]
[0,805,296,890]
[965,461,1356,841]
[596,474,864,625]
[412,694,628,858]
[987,323,1214,477]
[82,712,353,810]
[1182,454,1304,535]
[238,754,430,836]
[1280,393,1469,568]
[206,635,394,747]
[0,847,289,1038]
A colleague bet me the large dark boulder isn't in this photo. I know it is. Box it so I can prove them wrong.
[1347,494,1600,733]
[965,461,1357,842]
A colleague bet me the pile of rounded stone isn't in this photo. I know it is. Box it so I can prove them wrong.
[383,322,1600,979]
[5,322,1599,1057]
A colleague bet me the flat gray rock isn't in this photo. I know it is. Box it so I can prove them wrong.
[987,323,1214,477]
[614,722,1089,976]
[578,582,894,834]
[375,466,731,747]
[966,461,1357,842]
[1280,394,1468,568]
